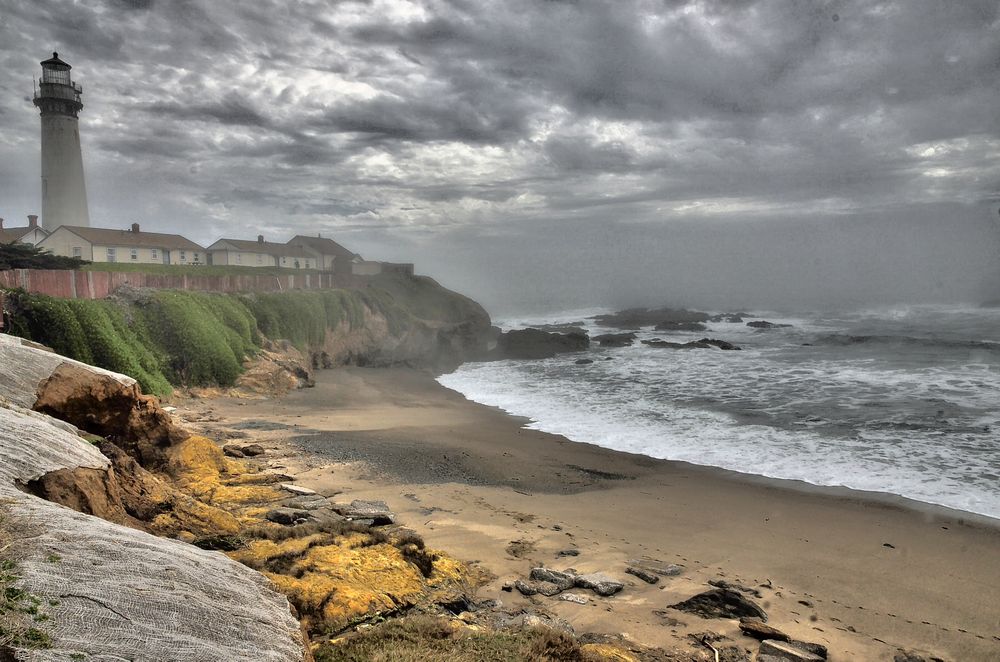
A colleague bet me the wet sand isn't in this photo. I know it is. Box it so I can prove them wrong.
[187,367,1000,660]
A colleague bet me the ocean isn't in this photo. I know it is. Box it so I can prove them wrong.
[437,304,1000,520]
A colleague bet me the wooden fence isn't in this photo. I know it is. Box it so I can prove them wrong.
[0,268,368,300]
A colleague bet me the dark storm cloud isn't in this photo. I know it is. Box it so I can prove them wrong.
[1,0,998,309]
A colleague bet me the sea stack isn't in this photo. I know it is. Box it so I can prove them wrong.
[33,51,90,229]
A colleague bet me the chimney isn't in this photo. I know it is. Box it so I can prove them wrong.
[28,214,38,228]
[257,234,264,243]
[131,222,140,233]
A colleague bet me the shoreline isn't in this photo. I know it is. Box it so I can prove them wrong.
[183,366,1000,660]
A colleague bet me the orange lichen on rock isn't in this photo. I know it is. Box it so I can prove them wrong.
[243,531,470,633]
[165,435,283,506]
[580,643,640,662]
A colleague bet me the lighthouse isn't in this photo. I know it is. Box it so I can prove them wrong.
[33,52,90,229]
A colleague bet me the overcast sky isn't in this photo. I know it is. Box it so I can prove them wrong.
[1,1,998,313]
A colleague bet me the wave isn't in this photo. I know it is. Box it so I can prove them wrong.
[814,334,1000,352]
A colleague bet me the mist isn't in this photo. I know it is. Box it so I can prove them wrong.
[353,201,1000,316]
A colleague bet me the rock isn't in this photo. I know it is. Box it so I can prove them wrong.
[575,572,624,596]
[493,328,590,360]
[223,444,245,458]
[708,313,747,323]
[530,567,577,591]
[592,307,710,329]
[240,443,266,457]
[575,358,594,365]
[758,640,824,661]
[654,321,707,331]
[528,324,587,335]
[557,549,580,557]
[593,332,637,347]
[514,579,539,596]
[536,581,563,597]
[627,559,683,577]
[626,566,659,584]
[560,593,590,605]
[265,507,312,525]
[501,581,514,592]
[280,483,317,496]
[0,402,305,661]
[747,321,792,329]
[641,338,741,350]
[738,618,788,642]
[334,499,395,525]
[709,578,762,597]
[893,651,944,662]
[669,588,767,621]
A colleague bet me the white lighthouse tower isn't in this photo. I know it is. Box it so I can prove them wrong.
[33,52,90,229]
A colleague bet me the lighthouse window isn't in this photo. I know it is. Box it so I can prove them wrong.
[130,249,138,261]
[43,69,70,85]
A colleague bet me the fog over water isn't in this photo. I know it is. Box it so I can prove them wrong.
[1,1,998,315]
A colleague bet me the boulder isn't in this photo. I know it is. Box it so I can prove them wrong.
[575,572,624,597]
[280,483,317,496]
[593,332,637,347]
[494,328,590,360]
[528,324,588,335]
[738,618,788,642]
[334,499,395,525]
[530,567,577,591]
[240,444,266,457]
[758,640,825,661]
[223,444,245,458]
[265,507,312,525]
[641,338,742,350]
[708,313,747,323]
[627,559,683,577]
[625,566,659,584]
[669,588,767,621]
[709,578,762,597]
[654,321,707,332]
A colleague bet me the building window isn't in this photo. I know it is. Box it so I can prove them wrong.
[256,254,262,264]
[130,248,138,261]
[106,247,116,262]
[151,248,158,260]
[179,250,187,262]
[236,253,242,264]
[72,246,81,258]
[193,252,200,263]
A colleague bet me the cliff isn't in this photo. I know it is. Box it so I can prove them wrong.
[0,335,305,661]
[2,273,491,396]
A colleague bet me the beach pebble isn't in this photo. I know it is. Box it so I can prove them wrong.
[559,593,590,605]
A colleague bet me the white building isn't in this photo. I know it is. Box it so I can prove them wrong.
[0,215,49,246]
[207,236,316,269]
[38,224,205,265]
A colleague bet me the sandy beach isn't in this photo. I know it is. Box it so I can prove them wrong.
[182,367,1000,660]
